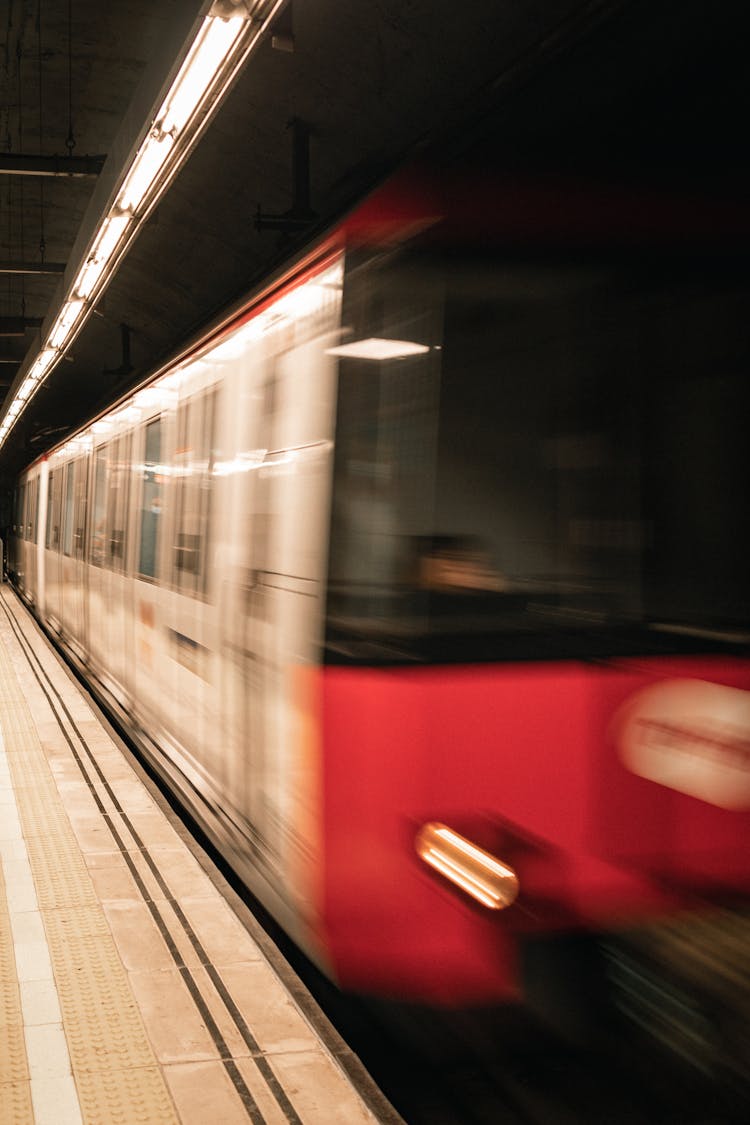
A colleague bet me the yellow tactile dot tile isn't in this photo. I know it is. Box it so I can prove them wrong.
[25,831,99,911]
[15,789,81,843]
[76,1065,179,1124]
[0,1080,35,1125]
[41,906,164,1074]
[0,870,31,1092]
[0,635,180,1125]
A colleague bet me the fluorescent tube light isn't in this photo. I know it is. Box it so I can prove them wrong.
[0,4,279,451]
[118,130,175,213]
[160,17,245,135]
[49,299,86,350]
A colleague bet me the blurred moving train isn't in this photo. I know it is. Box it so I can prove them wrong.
[8,159,750,1007]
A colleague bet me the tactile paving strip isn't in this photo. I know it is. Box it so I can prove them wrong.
[25,833,99,912]
[0,865,33,1120]
[0,636,180,1125]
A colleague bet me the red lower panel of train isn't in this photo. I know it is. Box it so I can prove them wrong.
[319,656,750,1003]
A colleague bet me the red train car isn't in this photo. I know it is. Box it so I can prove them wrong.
[12,159,750,1009]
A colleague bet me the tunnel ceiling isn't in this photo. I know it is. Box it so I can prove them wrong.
[1,0,748,478]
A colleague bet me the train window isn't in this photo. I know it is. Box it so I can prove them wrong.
[73,458,88,560]
[28,479,35,541]
[44,478,53,547]
[106,435,130,571]
[327,248,750,661]
[138,418,163,580]
[16,483,25,538]
[46,469,62,551]
[62,462,76,556]
[171,390,216,596]
[23,480,31,540]
[327,250,441,645]
[31,477,38,542]
[90,446,108,566]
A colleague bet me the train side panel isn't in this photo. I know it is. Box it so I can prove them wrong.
[13,253,344,962]
[319,656,750,1003]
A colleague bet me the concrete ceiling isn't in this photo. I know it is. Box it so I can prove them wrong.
[1,0,748,479]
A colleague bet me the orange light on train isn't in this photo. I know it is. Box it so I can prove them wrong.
[415,822,519,910]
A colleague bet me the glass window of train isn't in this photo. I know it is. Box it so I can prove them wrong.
[47,469,62,551]
[62,462,77,556]
[171,390,216,597]
[23,480,31,540]
[73,458,88,559]
[326,250,441,644]
[16,482,25,538]
[105,436,125,571]
[91,447,108,567]
[44,476,53,548]
[30,478,38,541]
[138,417,162,581]
[27,478,36,540]
[110,433,131,573]
[200,388,217,596]
[171,398,191,590]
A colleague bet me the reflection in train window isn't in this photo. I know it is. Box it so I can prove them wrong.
[16,483,25,539]
[106,434,130,572]
[46,470,62,551]
[29,477,38,541]
[25,478,36,540]
[327,249,750,660]
[138,418,162,580]
[171,390,216,597]
[90,447,108,567]
[62,462,76,556]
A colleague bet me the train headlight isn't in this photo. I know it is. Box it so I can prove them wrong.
[415,822,519,910]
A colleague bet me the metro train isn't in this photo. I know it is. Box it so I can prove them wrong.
[9,160,750,1008]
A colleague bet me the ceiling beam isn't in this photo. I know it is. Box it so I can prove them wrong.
[0,318,44,337]
[0,261,66,276]
[0,153,106,178]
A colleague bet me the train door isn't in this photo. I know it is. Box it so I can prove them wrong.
[14,481,26,590]
[159,388,216,771]
[132,415,167,725]
[219,266,341,905]
[44,466,63,631]
[35,463,49,616]
[25,477,38,598]
[60,457,89,658]
[87,445,109,675]
[107,432,134,702]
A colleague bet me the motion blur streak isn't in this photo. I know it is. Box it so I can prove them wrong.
[416,823,520,909]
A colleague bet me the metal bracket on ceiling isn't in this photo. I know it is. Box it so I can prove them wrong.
[0,317,44,337]
[0,261,66,276]
[209,0,257,17]
[0,153,105,178]
[102,323,133,379]
[255,117,316,234]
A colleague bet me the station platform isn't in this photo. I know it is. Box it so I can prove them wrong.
[0,586,396,1125]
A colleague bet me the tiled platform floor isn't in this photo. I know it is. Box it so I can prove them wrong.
[0,586,395,1125]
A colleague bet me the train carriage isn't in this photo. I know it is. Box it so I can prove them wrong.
[9,160,750,1007]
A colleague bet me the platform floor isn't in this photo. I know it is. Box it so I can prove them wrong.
[0,586,394,1125]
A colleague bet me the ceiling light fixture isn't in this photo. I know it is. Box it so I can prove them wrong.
[0,0,284,453]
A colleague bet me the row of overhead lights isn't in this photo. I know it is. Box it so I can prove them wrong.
[0,1,284,453]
